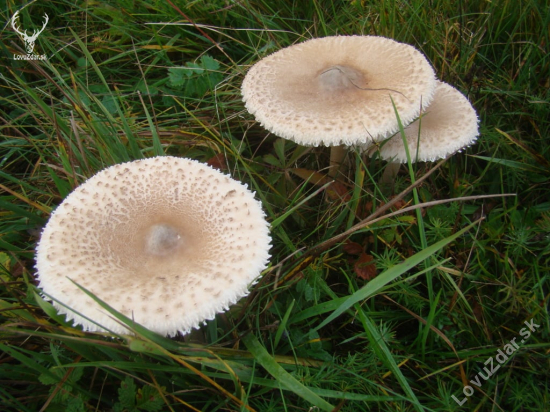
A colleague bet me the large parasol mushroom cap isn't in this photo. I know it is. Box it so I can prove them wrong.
[242,35,436,147]
[35,156,271,337]
[377,80,479,163]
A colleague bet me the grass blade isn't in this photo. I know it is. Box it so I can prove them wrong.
[314,219,481,331]
[241,333,335,411]
[357,312,425,412]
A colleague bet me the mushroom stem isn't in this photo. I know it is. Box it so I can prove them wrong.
[379,162,401,188]
[329,145,347,178]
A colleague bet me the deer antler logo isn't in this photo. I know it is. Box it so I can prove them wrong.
[11,10,49,55]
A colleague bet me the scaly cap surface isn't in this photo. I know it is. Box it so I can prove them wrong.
[242,35,436,146]
[377,81,479,162]
[35,156,271,336]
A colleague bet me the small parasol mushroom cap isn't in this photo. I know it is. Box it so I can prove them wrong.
[377,81,479,163]
[242,35,436,146]
[35,156,271,337]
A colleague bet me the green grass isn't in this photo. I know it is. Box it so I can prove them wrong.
[1,0,549,411]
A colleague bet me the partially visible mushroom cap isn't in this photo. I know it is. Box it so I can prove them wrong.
[376,81,479,163]
[242,35,436,146]
[35,156,271,337]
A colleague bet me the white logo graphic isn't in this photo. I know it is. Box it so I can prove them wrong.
[11,10,49,60]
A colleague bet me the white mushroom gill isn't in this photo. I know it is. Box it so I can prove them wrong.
[35,156,271,337]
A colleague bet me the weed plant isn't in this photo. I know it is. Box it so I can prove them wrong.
[1,0,549,411]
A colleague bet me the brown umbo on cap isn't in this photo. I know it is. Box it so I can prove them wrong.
[35,156,271,336]
[242,35,436,147]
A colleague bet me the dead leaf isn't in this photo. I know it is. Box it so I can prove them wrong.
[390,198,407,211]
[290,168,330,186]
[354,253,377,280]
[207,153,227,171]
[472,298,484,324]
[343,240,364,255]
[326,181,350,201]
[290,168,350,201]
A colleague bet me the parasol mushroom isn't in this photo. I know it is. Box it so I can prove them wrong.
[35,156,271,337]
[375,80,479,184]
[241,35,436,176]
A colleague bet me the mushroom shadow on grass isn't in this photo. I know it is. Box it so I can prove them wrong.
[241,35,436,178]
[35,156,271,337]
[373,80,480,186]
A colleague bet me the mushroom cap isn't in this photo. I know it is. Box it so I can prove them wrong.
[35,156,271,337]
[241,35,436,146]
[376,81,479,163]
